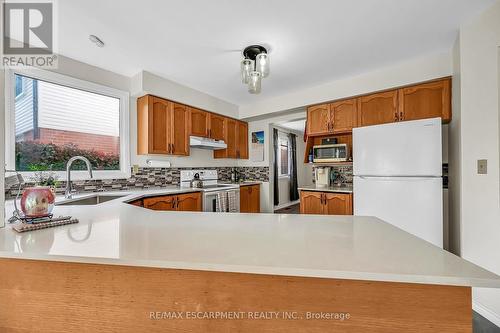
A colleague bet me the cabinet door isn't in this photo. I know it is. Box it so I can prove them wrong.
[226,118,238,158]
[323,193,353,215]
[357,91,398,127]
[129,199,143,207]
[176,192,202,211]
[299,191,324,214]
[149,97,170,154]
[399,79,451,122]
[210,114,225,141]
[189,108,210,137]
[170,103,189,156]
[143,195,176,211]
[330,98,357,133]
[237,121,249,159]
[239,186,251,213]
[249,185,260,213]
[307,104,330,136]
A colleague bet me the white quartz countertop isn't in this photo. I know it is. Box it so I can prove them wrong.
[299,185,353,193]
[1,188,499,288]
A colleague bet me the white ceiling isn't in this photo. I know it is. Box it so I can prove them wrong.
[277,119,307,134]
[58,0,494,106]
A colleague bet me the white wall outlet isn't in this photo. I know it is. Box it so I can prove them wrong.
[477,159,487,174]
[133,164,139,174]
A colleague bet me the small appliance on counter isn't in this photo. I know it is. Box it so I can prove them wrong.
[314,167,331,187]
[313,143,349,163]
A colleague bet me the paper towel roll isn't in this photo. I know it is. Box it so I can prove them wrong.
[146,160,171,168]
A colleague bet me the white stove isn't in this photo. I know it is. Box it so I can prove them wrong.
[180,170,239,212]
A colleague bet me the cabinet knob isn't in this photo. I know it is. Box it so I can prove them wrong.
[399,111,404,121]
[394,112,398,121]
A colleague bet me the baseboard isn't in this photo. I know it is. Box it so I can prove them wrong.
[274,200,300,211]
[473,300,500,328]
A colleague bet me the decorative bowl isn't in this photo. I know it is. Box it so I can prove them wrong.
[20,186,55,218]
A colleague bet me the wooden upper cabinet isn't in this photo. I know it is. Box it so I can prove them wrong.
[137,96,189,156]
[307,104,330,136]
[330,98,357,133]
[143,195,176,211]
[237,121,249,159]
[399,78,451,123]
[170,103,189,156]
[176,192,202,211]
[210,114,225,141]
[189,108,210,137]
[226,119,238,158]
[137,95,170,155]
[214,118,249,159]
[299,191,324,214]
[323,193,353,215]
[357,90,398,127]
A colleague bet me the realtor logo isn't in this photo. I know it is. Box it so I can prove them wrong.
[2,1,57,68]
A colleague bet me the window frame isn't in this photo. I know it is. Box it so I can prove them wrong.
[14,75,24,99]
[277,132,291,178]
[5,68,130,181]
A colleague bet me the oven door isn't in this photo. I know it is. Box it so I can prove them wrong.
[203,190,240,212]
[203,192,219,212]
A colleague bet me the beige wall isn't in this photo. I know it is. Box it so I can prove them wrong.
[239,51,452,119]
[449,37,462,255]
[453,1,500,325]
[240,111,312,212]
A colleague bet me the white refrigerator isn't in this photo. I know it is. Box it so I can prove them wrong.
[353,117,443,247]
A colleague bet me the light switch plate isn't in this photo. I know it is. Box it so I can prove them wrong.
[133,164,139,174]
[477,159,487,174]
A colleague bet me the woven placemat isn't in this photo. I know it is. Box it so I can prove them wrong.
[12,218,79,233]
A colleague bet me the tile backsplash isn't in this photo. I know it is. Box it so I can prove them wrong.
[4,166,269,199]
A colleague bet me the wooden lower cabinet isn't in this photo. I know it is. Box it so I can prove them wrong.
[141,192,202,212]
[240,184,260,213]
[323,193,353,215]
[299,191,323,214]
[143,195,177,211]
[176,192,202,211]
[129,199,143,207]
[300,191,352,215]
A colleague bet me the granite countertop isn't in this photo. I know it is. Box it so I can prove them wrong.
[219,180,262,186]
[1,189,500,288]
[299,185,353,193]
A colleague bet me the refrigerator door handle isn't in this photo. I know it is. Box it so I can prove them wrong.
[356,176,441,182]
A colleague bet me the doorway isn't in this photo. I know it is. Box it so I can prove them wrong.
[271,119,313,213]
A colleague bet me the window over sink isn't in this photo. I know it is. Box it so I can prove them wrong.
[5,68,130,180]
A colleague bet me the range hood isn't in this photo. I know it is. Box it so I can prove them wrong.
[189,136,227,150]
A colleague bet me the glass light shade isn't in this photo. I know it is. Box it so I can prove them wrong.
[256,52,270,77]
[248,71,262,94]
[240,59,254,84]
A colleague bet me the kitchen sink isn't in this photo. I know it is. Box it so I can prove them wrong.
[56,194,127,206]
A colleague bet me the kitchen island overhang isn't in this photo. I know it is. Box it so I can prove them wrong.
[1,192,499,332]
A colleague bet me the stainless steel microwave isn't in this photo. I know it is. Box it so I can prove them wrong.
[313,144,349,163]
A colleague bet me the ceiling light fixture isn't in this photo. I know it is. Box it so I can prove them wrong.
[241,45,270,94]
[89,35,105,47]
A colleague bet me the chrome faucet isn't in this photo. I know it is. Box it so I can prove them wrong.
[65,156,93,199]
